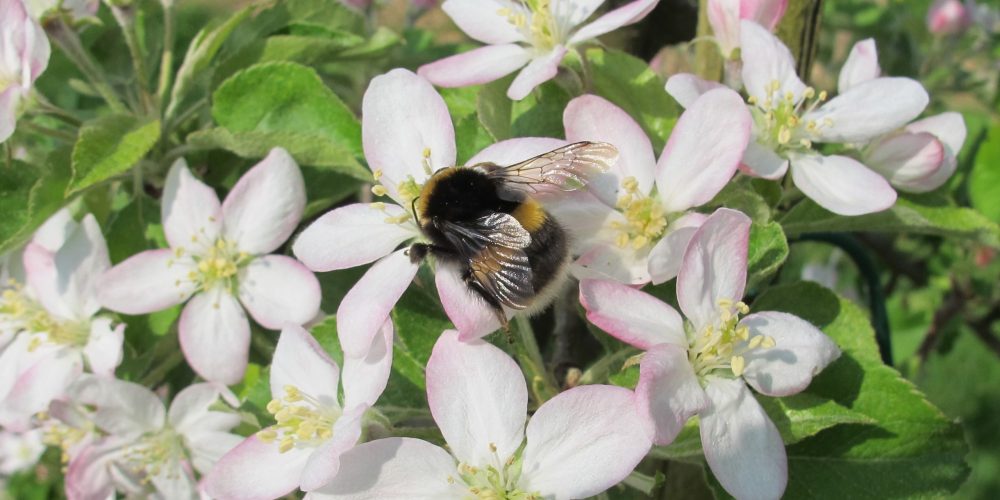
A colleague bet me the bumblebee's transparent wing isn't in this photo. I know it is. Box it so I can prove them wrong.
[482,141,618,197]
[436,213,535,310]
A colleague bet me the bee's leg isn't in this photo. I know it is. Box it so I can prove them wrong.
[462,270,511,340]
[406,243,429,264]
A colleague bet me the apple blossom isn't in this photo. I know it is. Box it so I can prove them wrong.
[62,376,241,499]
[0,0,50,144]
[927,0,973,35]
[203,321,393,499]
[23,0,98,20]
[0,214,124,431]
[707,0,787,58]
[309,330,652,500]
[417,0,660,100]
[294,68,517,350]
[580,208,840,499]
[0,428,44,475]
[97,148,321,385]
[667,21,930,215]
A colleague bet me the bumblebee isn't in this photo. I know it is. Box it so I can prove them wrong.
[408,141,618,330]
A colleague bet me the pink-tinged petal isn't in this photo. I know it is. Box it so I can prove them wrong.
[222,148,306,255]
[57,214,111,318]
[647,211,708,284]
[342,319,394,409]
[569,0,659,45]
[98,250,196,315]
[336,249,417,358]
[202,435,313,500]
[299,405,366,491]
[838,38,880,93]
[707,0,741,56]
[740,20,806,103]
[168,383,227,433]
[178,287,251,385]
[927,0,972,35]
[441,0,527,44]
[309,438,459,499]
[552,0,605,27]
[572,242,652,285]
[0,428,44,475]
[656,88,751,213]
[238,255,321,329]
[426,330,527,467]
[293,202,417,272]
[83,317,124,376]
[507,47,568,101]
[467,137,568,166]
[162,159,223,252]
[547,192,617,248]
[519,385,652,498]
[664,73,726,108]
[564,94,657,205]
[0,350,81,431]
[70,375,165,436]
[701,377,787,500]
[739,311,840,397]
[23,242,73,319]
[187,430,243,475]
[866,132,946,193]
[65,439,125,500]
[0,335,59,411]
[363,69,456,203]
[149,458,197,499]
[676,208,751,332]
[418,44,530,88]
[0,88,20,144]
[741,140,789,179]
[579,279,686,349]
[435,266,500,340]
[742,0,787,29]
[271,324,340,406]
[32,207,75,252]
[806,77,929,144]
[789,153,897,216]
[636,344,708,445]
[907,112,966,155]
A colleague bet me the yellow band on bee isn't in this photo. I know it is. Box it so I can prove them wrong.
[511,198,546,233]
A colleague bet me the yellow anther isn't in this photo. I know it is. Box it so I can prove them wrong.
[731,355,746,377]
[736,326,751,342]
[818,90,828,101]
[631,235,649,250]
[422,147,431,158]
[747,335,763,349]
[370,202,386,211]
[197,261,211,272]
[803,87,815,99]
[371,185,388,197]
[284,386,302,402]
[257,429,277,443]
[747,95,758,105]
[761,336,776,348]
[278,438,294,453]
[736,302,749,314]
[489,442,497,453]
[615,233,629,248]
[800,139,813,148]
[778,127,791,145]
[373,169,383,181]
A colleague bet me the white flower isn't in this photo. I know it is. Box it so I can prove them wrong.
[0,0,50,143]
[97,148,321,385]
[0,428,44,475]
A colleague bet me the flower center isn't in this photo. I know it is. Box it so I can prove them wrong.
[749,81,832,153]
[449,443,540,500]
[0,69,18,93]
[498,0,560,50]
[1,283,90,348]
[121,427,184,481]
[687,300,775,379]
[608,177,667,251]
[173,238,251,294]
[39,412,94,465]
[257,385,340,453]
[369,147,435,225]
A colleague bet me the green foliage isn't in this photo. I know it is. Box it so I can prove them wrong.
[0,152,72,255]
[746,221,789,291]
[969,124,1000,224]
[68,115,160,195]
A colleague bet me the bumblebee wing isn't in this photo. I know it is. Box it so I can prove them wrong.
[481,141,618,197]
[437,213,535,310]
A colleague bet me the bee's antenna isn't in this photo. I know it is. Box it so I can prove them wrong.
[410,195,421,223]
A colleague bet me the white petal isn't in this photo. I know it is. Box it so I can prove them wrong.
[740,20,806,104]
[739,311,841,397]
[838,38,880,93]
[82,317,124,376]
[293,202,417,272]
[362,69,456,203]
[418,44,530,88]
[178,287,251,385]
[309,438,459,499]
[572,242,652,285]
[741,140,789,179]
[635,344,707,445]
[222,148,306,255]
[700,378,787,500]
[664,73,727,108]
[564,94,657,205]
[441,0,527,44]
[579,279,686,349]
[96,250,196,315]
[426,330,527,467]
[656,88,751,213]
[342,319,394,409]
[906,112,966,155]
[65,439,126,500]
[507,47,568,101]
[647,211,707,285]
[707,0,741,56]
[519,385,652,499]
[238,255,321,329]
[546,192,616,250]
[0,350,81,431]
[676,208,751,332]
[435,267,500,341]
[167,383,229,433]
[299,405,366,491]
[865,132,945,192]
[70,375,165,436]
[336,249,417,358]
[271,324,340,408]
[552,0,604,28]
[467,137,568,168]
[162,159,223,252]
[32,207,75,252]
[568,0,659,45]
[202,435,313,500]
[806,77,929,143]
[25,215,110,321]
[789,153,897,216]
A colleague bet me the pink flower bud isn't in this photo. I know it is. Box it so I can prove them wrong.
[927,0,973,35]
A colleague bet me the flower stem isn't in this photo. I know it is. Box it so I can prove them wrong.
[111,4,155,115]
[513,316,559,404]
[44,19,128,113]
[138,348,185,386]
[29,92,82,127]
[156,0,176,112]
[18,121,77,142]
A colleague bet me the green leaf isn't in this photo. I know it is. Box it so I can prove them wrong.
[780,193,1000,248]
[390,288,452,391]
[0,152,71,255]
[749,282,970,499]
[454,114,495,166]
[169,6,252,111]
[187,128,366,179]
[477,77,513,141]
[746,221,788,291]
[586,47,680,151]
[210,61,365,177]
[511,81,571,139]
[105,195,158,264]
[969,124,1000,223]
[69,115,160,194]
[709,176,773,221]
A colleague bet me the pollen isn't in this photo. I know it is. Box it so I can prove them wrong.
[260,385,340,454]
[609,176,667,251]
[749,82,835,155]
[686,300,776,380]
